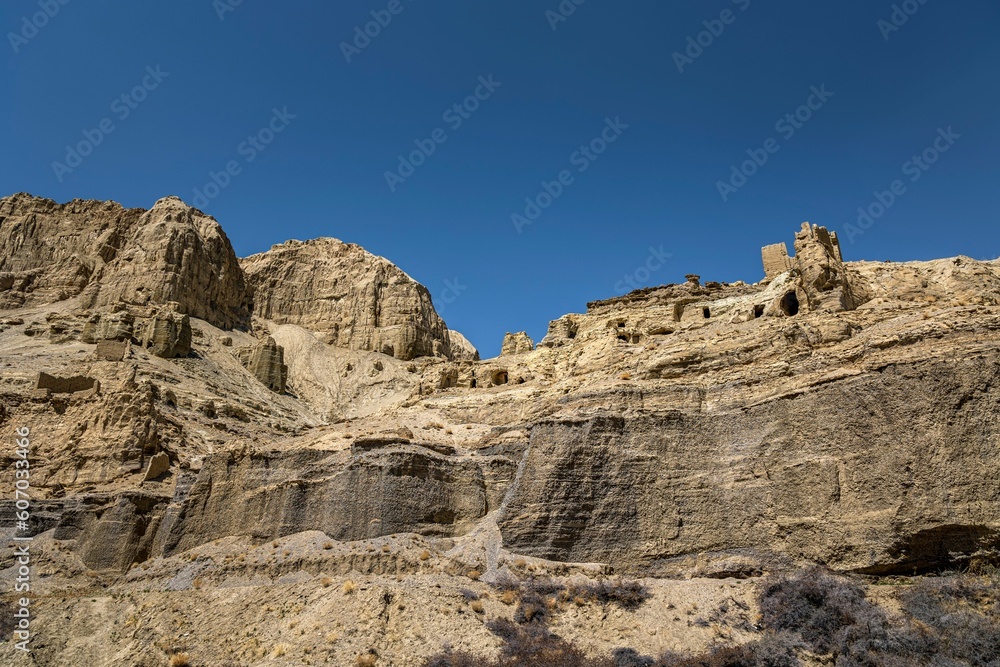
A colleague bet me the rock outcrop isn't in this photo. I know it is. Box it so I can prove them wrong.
[0,193,250,329]
[761,222,870,313]
[0,193,142,308]
[82,303,192,358]
[235,336,288,393]
[241,238,453,361]
[499,352,1000,576]
[142,451,170,481]
[500,331,534,356]
[448,329,480,361]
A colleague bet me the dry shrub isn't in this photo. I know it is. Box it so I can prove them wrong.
[758,567,872,655]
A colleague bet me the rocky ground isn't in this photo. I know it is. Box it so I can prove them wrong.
[0,194,997,665]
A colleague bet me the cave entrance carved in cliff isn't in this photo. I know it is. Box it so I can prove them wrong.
[780,291,800,316]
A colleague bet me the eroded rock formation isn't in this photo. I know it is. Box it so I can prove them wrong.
[1,201,997,666]
[241,238,456,361]
[500,331,534,356]
[235,336,288,393]
[0,193,250,329]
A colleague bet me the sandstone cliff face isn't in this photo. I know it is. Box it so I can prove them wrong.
[159,442,516,556]
[0,193,143,308]
[0,194,250,329]
[241,238,455,361]
[499,354,1000,576]
[84,196,250,329]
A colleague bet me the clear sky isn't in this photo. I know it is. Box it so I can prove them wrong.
[2,1,998,356]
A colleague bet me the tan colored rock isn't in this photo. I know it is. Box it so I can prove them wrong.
[142,451,170,481]
[447,329,479,361]
[537,314,579,348]
[84,196,250,328]
[136,306,191,358]
[95,340,128,361]
[761,242,794,279]
[82,309,135,343]
[241,238,453,361]
[0,193,249,329]
[500,331,534,356]
[0,193,141,309]
[4,205,1000,665]
[791,222,868,312]
[79,304,190,358]
[36,372,100,394]
[235,336,287,393]
[759,223,871,314]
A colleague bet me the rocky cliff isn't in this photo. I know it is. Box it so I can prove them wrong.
[0,193,250,329]
[0,201,997,666]
[241,237,455,361]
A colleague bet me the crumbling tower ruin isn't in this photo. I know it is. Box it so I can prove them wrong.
[761,222,867,313]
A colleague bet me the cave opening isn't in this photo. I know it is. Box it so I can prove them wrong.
[754,304,765,319]
[492,370,509,385]
[780,291,800,317]
[703,307,711,319]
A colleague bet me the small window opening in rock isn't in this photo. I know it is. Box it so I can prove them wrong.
[753,304,765,319]
[617,322,626,328]
[617,334,629,342]
[470,379,477,388]
[780,291,800,317]
[492,370,509,385]
[703,307,711,319]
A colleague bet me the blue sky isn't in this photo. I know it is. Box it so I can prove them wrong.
[2,1,998,356]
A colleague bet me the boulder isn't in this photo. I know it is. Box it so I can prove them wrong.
[142,452,170,481]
